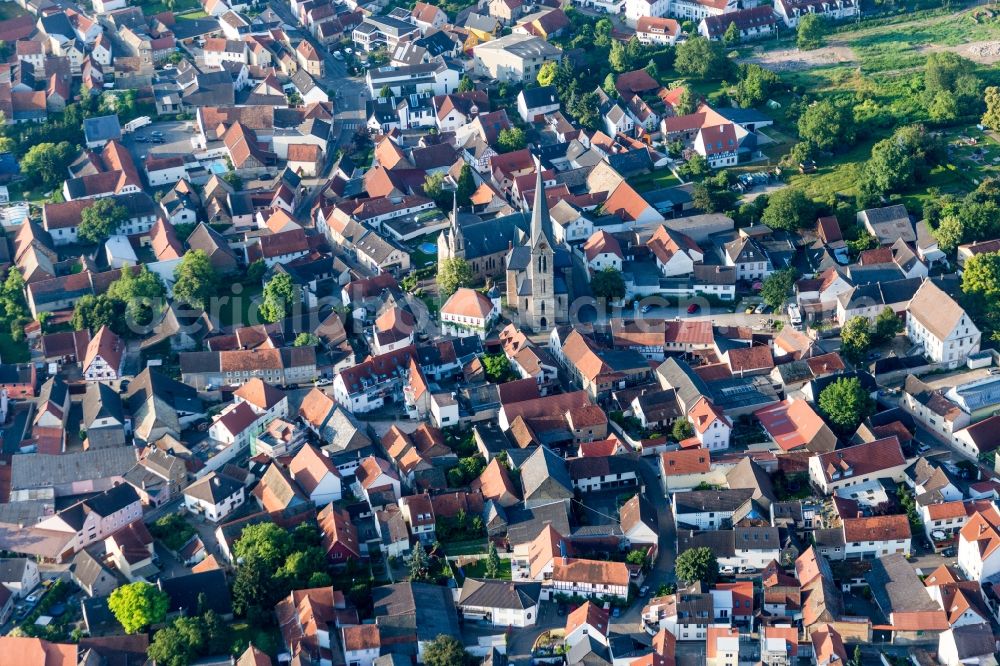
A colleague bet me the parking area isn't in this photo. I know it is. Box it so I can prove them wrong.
[121,119,198,169]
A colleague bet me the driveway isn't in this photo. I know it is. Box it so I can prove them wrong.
[507,601,562,666]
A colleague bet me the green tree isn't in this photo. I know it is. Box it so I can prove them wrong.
[246,259,267,283]
[438,257,474,297]
[483,352,513,383]
[423,635,470,666]
[924,52,981,112]
[147,616,205,666]
[818,376,874,433]
[761,188,814,231]
[294,332,320,347]
[409,541,432,582]
[796,13,827,50]
[851,645,863,666]
[108,582,169,634]
[610,40,630,73]
[378,85,392,99]
[723,21,740,46]
[107,264,166,328]
[983,87,1000,131]
[675,88,697,116]
[172,250,218,310]
[591,267,626,301]
[78,198,129,244]
[626,549,648,568]
[537,61,558,87]
[797,100,854,152]
[839,315,871,364]
[484,542,502,578]
[735,63,780,108]
[928,90,959,122]
[496,127,526,153]
[964,252,1000,298]
[423,171,450,210]
[72,294,120,333]
[682,153,709,180]
[672,418,694,441]
[603,72,618,96]
[675,547,719,586]
[674,37,728,79]
[571,91,602,131]
[455,164,476,207]
[21,141,74,188]
[259,273,298,323]
[458,76,474,93]
[234,522,293,568]
[873,307,903,342]
[760,268,797,310]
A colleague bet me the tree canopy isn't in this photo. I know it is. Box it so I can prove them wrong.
[21,141,74,188]
[496,127,526,153]
[106,264,166,328]
[108,582,169,634]
[818,376,875,433]
[839,316,871,364]
[760,268,797,310]
[675,547,719,586]
[423,635,470,666]
[674,37,729,80]
[259,273,298,323]
[591,268,626,301]
[797,14,828,50]
[761,188,814,231]
[172,249,219,310]
[438,257,474,297]
[78,198,129,244]
[797,100,855,153]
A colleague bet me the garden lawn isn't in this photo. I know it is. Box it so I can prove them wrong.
[628,169,681,193]
[0,331,29,363]
[213,282,263,328]
[442,538,488,556]
[139,0,200,14]
[458,558,512,581]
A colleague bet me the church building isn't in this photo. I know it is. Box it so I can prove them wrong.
[505,163,570,331]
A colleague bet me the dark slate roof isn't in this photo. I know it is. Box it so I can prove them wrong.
[520,446,573,501]
[83,381,124,426]
[83,115,122,143]
[158,570,233,616]
[673,488,754,515]
[519,85,559,110]
[458,578,541,610]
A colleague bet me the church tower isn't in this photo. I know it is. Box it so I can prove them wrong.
[525,161,556,330]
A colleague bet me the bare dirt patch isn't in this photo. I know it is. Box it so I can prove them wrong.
[942,40,1000,64]
[741,45,857,71]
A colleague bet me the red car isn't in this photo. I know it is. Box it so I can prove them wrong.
[687,303,700,314]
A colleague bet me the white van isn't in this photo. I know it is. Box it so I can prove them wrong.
[787,304,803,330]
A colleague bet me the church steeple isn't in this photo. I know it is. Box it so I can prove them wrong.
[450,189,464,253]
[530,157,552,248]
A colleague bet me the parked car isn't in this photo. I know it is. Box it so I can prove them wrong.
[942,547,956,558]
[612,607,621,618]
[315,378,332,387]
[641,305,653,314]
[135,136,147,143]
[744,306,755,314]
[333,51,344,60]
[639,585,650,597]
[150,130,164,138]
[687,303,700,314]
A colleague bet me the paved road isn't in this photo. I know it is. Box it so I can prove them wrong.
[267,0,368,219]
[609,454,676,636]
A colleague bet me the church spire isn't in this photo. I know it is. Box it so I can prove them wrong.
[530,156,552,247]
